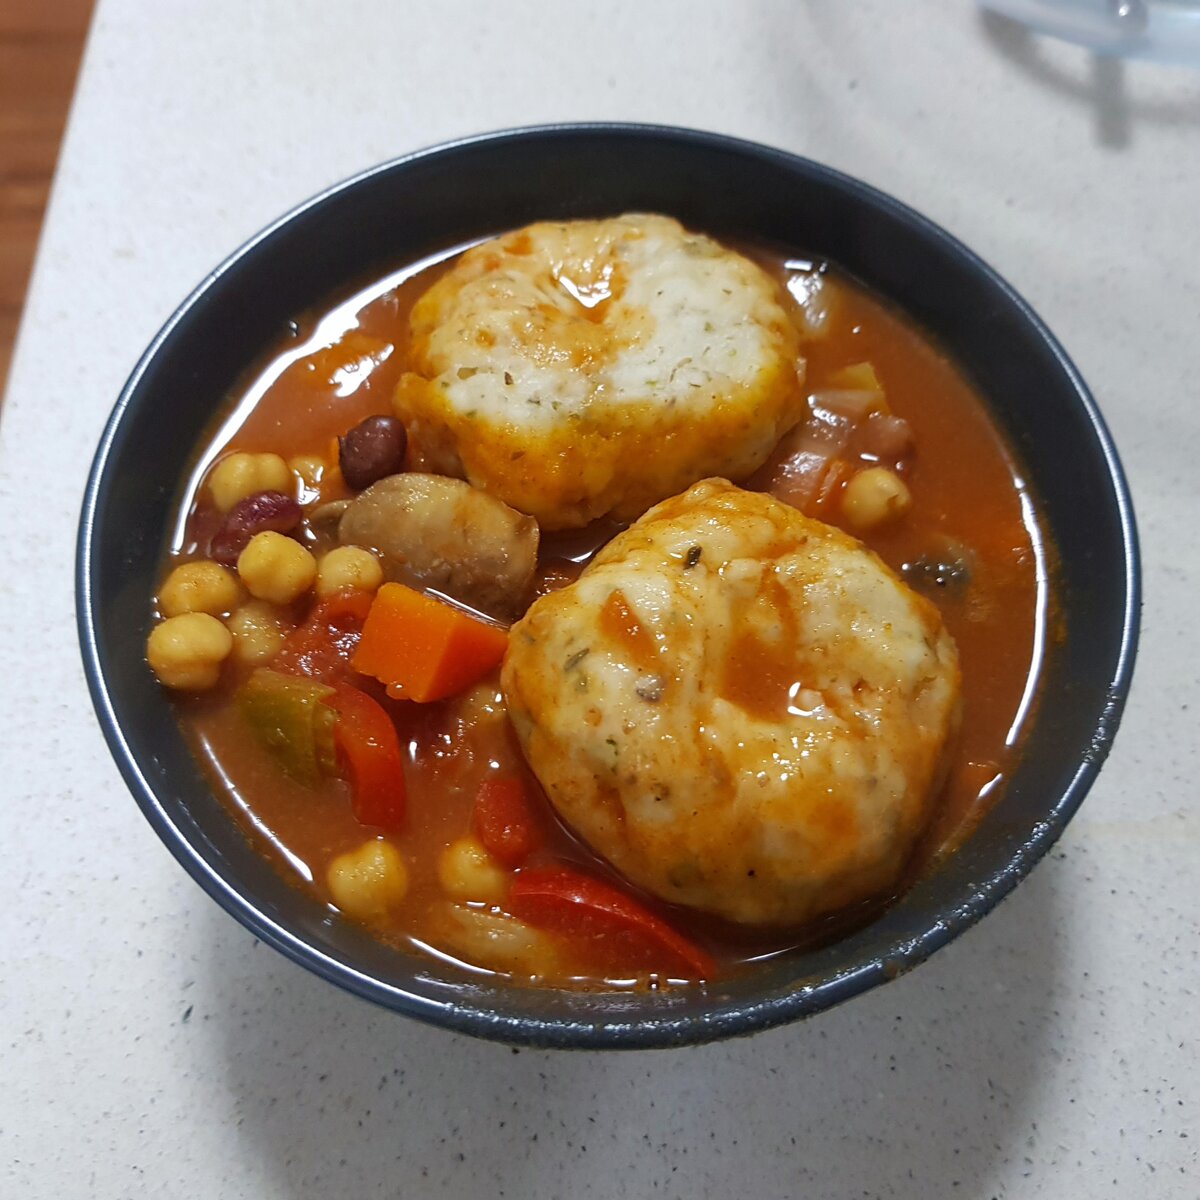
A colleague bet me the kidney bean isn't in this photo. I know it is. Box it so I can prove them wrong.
[210,490,303,565]
[338,415,407,491]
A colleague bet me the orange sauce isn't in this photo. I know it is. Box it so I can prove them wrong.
[598,590,658,673]
[166,239,1047,986]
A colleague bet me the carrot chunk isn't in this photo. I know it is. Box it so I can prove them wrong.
[352,582,508,702]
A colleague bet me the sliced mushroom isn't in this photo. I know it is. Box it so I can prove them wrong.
[338,473,539,618]
[310,499,352,526]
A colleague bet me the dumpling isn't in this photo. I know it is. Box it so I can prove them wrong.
[501,479,961,926]
[395,215,806,529]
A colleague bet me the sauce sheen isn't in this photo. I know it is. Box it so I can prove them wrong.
[166,238,1047,985]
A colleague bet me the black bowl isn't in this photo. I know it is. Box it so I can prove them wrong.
[77,125,1139,1048]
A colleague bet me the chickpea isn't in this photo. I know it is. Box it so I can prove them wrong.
[438,836,510,905]
[237,531,317,604]
[158,560,240,618]
[288,454,327,490]
[841,467,912,532]
[146,612,233,691]
[289,454,327,505]
[208,451,293,512]
[327,839,409,920]
[226,600,291,666]
[316,546,384,598]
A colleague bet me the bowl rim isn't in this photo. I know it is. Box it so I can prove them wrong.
[76,122,1141,1048]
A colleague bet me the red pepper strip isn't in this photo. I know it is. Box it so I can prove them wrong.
[508,866,715,982]
[472,777,542,868]
[322,682,407,831]
[276,590,374,682]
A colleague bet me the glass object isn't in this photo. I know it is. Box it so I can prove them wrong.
[980,0,1200,64]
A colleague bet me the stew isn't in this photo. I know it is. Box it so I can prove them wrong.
[146,216,1048,989]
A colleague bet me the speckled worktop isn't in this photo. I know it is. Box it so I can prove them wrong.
[2,2,1196,1195]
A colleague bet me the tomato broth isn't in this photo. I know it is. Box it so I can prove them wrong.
[159,234,1047,988]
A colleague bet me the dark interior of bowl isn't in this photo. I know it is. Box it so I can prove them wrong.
[78,125,1138,1048]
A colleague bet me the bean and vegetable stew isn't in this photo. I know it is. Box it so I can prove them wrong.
[147,215,1048,989]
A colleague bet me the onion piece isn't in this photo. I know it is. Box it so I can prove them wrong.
[810,389,887,421]
[769,449,836,512]
[760,377,915,515]
[786,267,836,338]
[433,903,561,977]
[854,413,915,464]
[794,403,856,454]
[827,361,884,392]
[763,403,854,513]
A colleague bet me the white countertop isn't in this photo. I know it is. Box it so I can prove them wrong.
[2,2,1197,1195]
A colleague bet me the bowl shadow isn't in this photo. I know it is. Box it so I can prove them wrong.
[204,860,1066,1198]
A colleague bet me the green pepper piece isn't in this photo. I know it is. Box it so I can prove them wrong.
[235,668,339,784]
